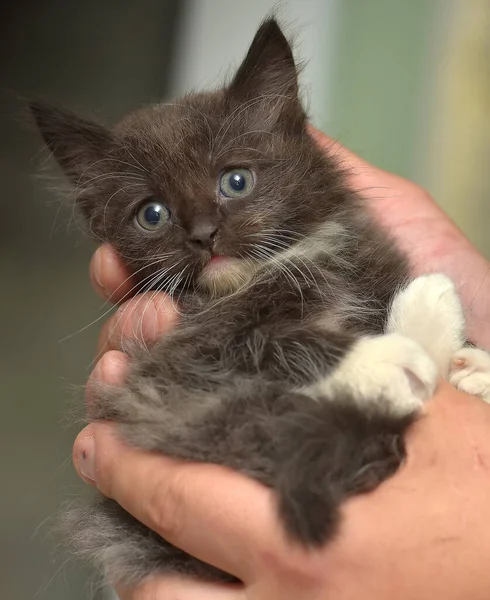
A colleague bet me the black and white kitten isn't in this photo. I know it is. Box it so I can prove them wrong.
[31,19,490,587]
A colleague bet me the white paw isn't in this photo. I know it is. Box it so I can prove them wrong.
[450,347,490,403]
[306,334,438,417]
[387,274,466,376]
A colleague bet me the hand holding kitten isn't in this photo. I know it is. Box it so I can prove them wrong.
[77,383,490,600]
[77,133,490,599]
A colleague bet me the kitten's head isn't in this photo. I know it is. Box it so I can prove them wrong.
[31,19,348,297]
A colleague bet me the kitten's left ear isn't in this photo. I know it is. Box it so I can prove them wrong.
[30,101,113,184]
[227,19,305,129]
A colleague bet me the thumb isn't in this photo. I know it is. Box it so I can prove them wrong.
[73,422,278,582]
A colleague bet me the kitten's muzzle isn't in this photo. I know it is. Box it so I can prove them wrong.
[189,222,219,251]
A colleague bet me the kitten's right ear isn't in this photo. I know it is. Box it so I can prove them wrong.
[229,18,298,100]
[227,19,305,131]
[30,101,113,184]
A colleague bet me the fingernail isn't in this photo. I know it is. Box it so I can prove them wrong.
[93,250,107,294]
[78,435,96,482]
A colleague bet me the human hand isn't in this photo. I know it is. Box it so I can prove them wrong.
[79,132,490,598]
[78,375,490,599]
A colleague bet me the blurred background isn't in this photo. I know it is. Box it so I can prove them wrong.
[1,0,488,598]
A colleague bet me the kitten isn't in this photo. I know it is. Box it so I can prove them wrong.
[31,18,490,588]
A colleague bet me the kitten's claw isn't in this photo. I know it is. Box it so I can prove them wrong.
[450,347,490,403]
[308,334,438,417]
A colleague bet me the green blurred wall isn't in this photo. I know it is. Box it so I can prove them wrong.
[329,0,436,184]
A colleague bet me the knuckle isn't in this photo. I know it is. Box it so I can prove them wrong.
[89,425,122,498]
[115,296,148,338]
[98,350,127,384]
[118,581,157,600]
[86,351,126,410]
[92,448,113,497]
[145,469,187,541]
[131,579,179,600]
[102,300,135,349]
[94,350,116,379]
[115,300,134,332]
[89,248,103,286]
[132,582,161,600]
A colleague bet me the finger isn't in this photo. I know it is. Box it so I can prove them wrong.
[97,292,179,354]
[90,244,136,304]
[85,350,128,407]
[73,423,279,581]
[116,576,245,600]
[91,350,128,385]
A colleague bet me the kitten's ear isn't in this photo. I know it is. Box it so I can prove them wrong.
[228,19,304,127]
[30,101,113,183]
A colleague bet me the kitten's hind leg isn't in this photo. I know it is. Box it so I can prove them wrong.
[87,375,418,553]
[62,496,236,587]
[82,315,438,575]
[450,347,490,402]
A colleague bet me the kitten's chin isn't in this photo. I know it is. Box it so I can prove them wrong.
[198,257,256,296]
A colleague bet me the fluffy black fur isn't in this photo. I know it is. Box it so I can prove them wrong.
[32,19,413,586]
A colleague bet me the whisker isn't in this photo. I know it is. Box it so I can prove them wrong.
[59,258,180,343]
[133,270,175,351]
[249,244,305,312]
[99,252,179,308]
[117,260,185,354]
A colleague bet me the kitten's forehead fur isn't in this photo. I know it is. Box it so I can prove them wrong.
[30,19,352,297]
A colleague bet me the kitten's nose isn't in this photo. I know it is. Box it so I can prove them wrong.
[189,222,219,250]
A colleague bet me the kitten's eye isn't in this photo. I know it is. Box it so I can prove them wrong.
[219,168,254,198]
[135,199,170,231]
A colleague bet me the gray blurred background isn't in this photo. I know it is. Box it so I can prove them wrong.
[1,1,488,599]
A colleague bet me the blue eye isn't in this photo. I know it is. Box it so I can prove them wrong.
[219,168,254,198]
[136,199,170,231]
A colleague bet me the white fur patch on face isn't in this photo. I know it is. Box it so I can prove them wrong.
[197,221,348,297]
[303,334,438,417]
[262,221,349,270]
[198,257,257,296]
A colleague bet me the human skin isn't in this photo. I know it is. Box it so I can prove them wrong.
[74,130,490,599]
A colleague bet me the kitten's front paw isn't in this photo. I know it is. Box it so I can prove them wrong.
[311,334,438,416]
[387,274,466,375]
[450,347,490,403]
